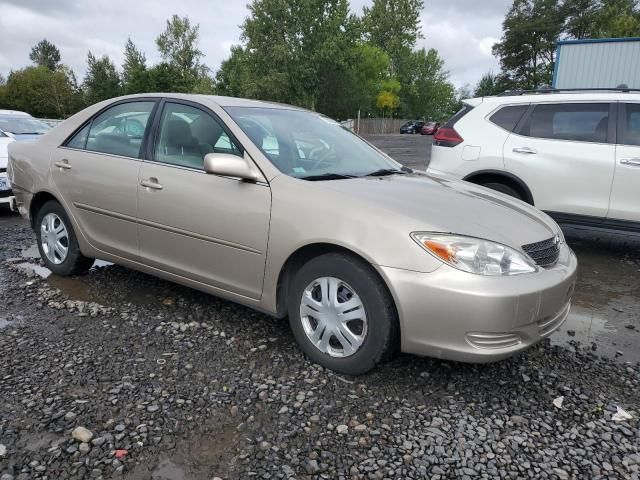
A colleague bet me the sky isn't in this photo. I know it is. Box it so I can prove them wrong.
[0,0,512,89]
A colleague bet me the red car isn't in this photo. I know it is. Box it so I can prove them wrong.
[420,121,440,135]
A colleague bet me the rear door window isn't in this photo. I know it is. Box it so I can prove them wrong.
[86,101,155,158]
[489,105,528,132]
[620,103,640,146]
[521,103,610,143]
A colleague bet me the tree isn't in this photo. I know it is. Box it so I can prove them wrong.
[362,0,424,74]
[589,0,640,37]
[83,52,121,105]
[216,46,259,98]
[221,0,360,114]
[399,48,456,120]
[2,66,82,118]
[156,15,203,83]
[562,0,600,39]
[122,38,149,94]
[376,78,401,117]
[29,39,61,71]
[492,0,563,89]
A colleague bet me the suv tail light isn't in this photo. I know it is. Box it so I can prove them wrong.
[434,127,463,147]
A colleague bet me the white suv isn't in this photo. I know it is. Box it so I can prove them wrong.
[428,90,640,231]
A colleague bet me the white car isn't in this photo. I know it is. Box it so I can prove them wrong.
[0,109,51,209]
[0,129,15,208]
[428,89,640,231]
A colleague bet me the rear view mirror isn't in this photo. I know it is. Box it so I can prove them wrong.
[203,152,260,182]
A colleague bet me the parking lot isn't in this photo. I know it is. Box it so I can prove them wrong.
[0,135,639,479]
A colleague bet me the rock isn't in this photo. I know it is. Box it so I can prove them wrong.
[147,405,160,413]
[230,405,239,417]
[306,459,320,474]
[71,426,94,443]
[79,442,90,454]
[0,444,6,457]
[336,424,348,434]
[259,441,272,451]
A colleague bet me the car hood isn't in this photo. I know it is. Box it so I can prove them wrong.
[317,172,557,250]
[11,133,45,141]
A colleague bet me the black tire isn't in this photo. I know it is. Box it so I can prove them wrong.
[481,182,523,201]
[287,253,398,375]
[35,200,94,276]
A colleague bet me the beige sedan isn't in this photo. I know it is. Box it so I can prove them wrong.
[8,94,577,375]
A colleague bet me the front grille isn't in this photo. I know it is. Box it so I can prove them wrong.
[522,236,560,267]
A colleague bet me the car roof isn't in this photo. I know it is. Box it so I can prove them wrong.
[0,109,32,117]
[466,91,640,107]
[111,93,307,111]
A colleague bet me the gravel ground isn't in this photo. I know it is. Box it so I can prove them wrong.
[1,213,639,480]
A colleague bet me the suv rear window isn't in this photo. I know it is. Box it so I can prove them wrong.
[489,105,528,132]
[443,104,474,128]
[521,103,610,143]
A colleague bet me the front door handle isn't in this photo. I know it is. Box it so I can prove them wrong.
[140,178,163,190]
[620,157,640,166]
[55,159,72,170]
[512,147,537,154]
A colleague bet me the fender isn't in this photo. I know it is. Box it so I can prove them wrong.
[462,169,534,205]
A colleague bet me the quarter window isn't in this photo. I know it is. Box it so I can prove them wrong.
[86,101,155,157]
[620,103,640,146]
[155,103,242,170]
[489,105,528,132]
[522,103,610,143]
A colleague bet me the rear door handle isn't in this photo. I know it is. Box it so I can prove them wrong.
[140,178,163,190]
[55,159,72,170]
[620,157,640,166]
[512,147,537,154]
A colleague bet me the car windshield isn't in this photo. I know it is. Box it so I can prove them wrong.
[0,115,50,135]
[225,107,401,179]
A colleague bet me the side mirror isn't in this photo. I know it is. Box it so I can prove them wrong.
[203,152,260,182]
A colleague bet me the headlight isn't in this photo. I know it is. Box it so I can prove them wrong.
[411,233,537,276]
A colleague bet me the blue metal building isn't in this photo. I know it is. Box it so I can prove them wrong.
[552,37,640,89]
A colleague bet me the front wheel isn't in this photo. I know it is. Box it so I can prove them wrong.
[480,182,523,201]
[35,200,94,276]
[288,253,397,375]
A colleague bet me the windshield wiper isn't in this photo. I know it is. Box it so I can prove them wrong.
[362,168,409,177]
[299,173,357,181]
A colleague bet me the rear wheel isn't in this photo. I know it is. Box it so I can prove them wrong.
[35,200,94,276]
[288,253,397,375]
[480,182,523,201]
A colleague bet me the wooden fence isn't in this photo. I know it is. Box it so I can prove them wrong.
[351,117,413,135]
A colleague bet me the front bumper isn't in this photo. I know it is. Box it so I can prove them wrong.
[379,243,577,362]
[0,171,12,207]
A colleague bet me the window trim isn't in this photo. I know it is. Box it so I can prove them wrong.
[60,97,161,160]
[618,102,640,147]
[146,98,246,172]
[514,101,616,145]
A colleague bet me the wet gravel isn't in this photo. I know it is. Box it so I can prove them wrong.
[1,214,639,480]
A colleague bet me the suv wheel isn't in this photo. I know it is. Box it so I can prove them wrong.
[288,253,397,375]
[35,200,94,276]
[481,182,523,201]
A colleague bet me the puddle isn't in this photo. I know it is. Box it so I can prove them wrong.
[151,459,193,480]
